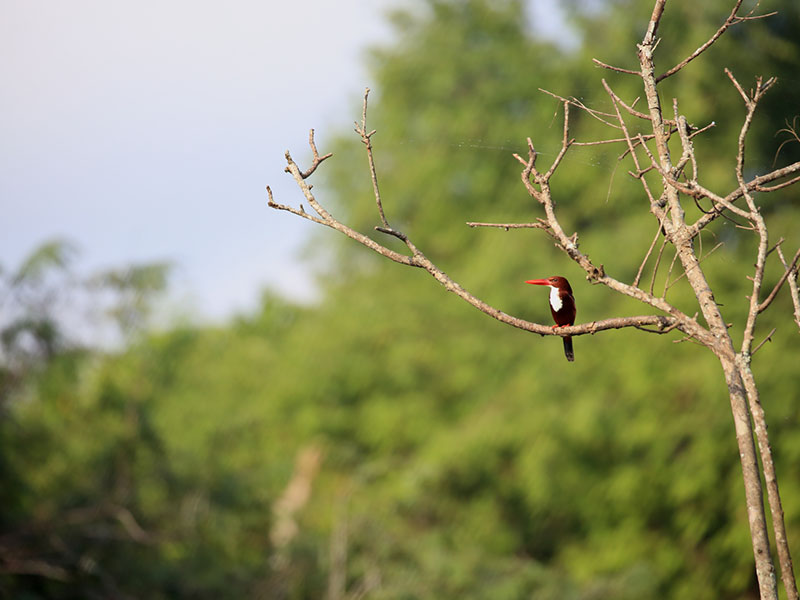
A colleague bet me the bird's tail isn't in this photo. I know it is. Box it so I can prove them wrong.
[563,336,574,362]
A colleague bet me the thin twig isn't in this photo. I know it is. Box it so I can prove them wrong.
[634,319,681,334]
[592,57,640,76]
[538,88,620,129]
[751,327,777,356]
[602,80,660,209]
[573,133,656,147]
[634,225,663,288]
[758,247,800,314]
[650,235,669,297]
[666,242,724,291]
[271,139,418,267]
[776,245,800,331]
[673,100,698,182]
[663,247,682,296]
[615,92,678,127]
[466,221,550,230]
[545,101,575,179]
[657,1,775,82]
[691,160,800,234]
[354,88,390,229]
[735,70,775,354]
[774,116,800,166]
[689,120,717,139]
[294,129,332,179]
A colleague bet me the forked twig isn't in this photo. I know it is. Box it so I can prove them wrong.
[354,88,390,230]
[294,129,332,179]
[758,247,800,314]
[657,1,776,82]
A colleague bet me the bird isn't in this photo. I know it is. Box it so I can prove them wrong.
[525,276,576,362]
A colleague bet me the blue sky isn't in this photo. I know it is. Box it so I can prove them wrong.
[1,0,565,325]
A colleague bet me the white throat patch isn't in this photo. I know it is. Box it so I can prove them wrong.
[549,286,563,312]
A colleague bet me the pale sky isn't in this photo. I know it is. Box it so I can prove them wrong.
[1,0,566,324]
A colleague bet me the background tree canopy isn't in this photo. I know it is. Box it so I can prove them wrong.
[2,0,799,598]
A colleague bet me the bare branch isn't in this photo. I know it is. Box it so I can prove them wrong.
[354,88,390,229]
[734,71,774,355]
[649,235,669,296]
[689,120,717,139]
[749,161,800,189]
[663,245,681,297]
[673,100,699,182]
[633,225,663,288]
[738,353,800,600]
[645,0,666,38]
[758,246,800,314]
[592,57,640,76]
[634,318,681,334]
[400,234,684,339]
[657,1,776,82]
[466,221,550,230]
[665,242,724,291]
[268,99,697,347]
[614,92,678,127]
[573,133,656,147]
[270,143,418,267]
[544,101,575,179]
[691,160,800,234]
[776,245,800,331]
[538,88,620,129]
[774,116,800,165]
[755,173,800,193]
[602,80,660,209]
[267,186,330,227]
[293,129,333,179]
[751,327,776,356]
[510,93,710,340]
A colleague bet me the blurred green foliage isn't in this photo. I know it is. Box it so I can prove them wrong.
[2,0,800,598]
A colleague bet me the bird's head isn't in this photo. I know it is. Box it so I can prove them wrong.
[525,276,572,291]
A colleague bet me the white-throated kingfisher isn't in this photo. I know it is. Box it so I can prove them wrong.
[525,276,576,362]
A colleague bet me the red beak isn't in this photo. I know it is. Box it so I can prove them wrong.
[525,279,549,285]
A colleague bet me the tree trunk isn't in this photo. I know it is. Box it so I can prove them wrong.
[721,357,778,599]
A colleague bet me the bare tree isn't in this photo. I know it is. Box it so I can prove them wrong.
[268,1,800,598]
